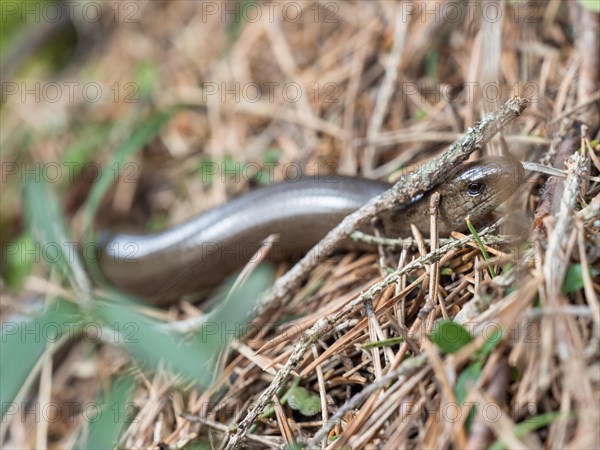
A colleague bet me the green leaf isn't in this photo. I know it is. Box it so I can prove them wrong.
[430,320,472,354]
[1,299,81,419]
[440,267,454,276]
[180,439,212,450]
[227,0,258,42]
[135,60,159,99]
[414,109,427,120]
[509,367,521,382]
[363,336,405,349]
[489,412,568,450]
[425,49,439,82]
[455,362,481,430]
[286,386,322,416]
[2,232,35,290]
[261,377,301,419]
[78,375,135,450]
[254,148,283,185]
[578,0,600,12]
[262,148,282,165]
[473,327,503,361]
[562,263,599,294]
[455,362,482,404]
[198,156,216,185]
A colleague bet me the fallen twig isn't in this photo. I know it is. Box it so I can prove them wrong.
[254,97,528,318]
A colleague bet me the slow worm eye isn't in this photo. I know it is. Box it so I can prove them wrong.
[467,181,485,196]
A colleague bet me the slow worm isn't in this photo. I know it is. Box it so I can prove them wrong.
[99,156,524,303]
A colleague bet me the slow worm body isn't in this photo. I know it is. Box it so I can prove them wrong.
[100,157,524,303]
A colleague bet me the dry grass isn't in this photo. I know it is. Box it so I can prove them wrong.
[1,1,599,449]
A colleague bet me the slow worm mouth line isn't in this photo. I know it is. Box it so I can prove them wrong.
[99,157,523,304]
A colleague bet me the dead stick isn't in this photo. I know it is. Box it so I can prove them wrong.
[254,97,528,317]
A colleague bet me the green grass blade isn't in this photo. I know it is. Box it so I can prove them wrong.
[489,412,569,450]
[466,216,496,278]
[93,266,272,388]
[78,375,135,450]
[23,176,91,298]
[81,107,183,234]
[1,299,81,419]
